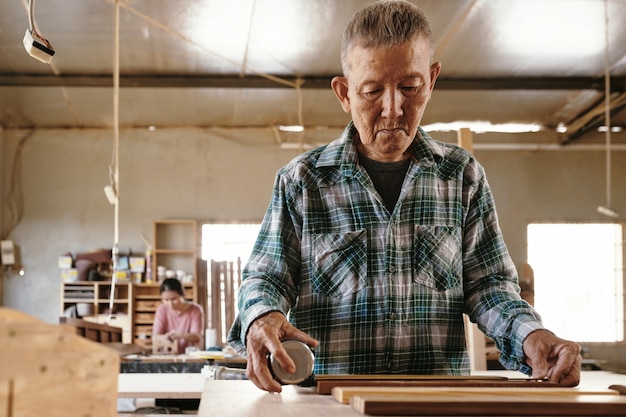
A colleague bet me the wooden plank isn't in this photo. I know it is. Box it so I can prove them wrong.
[195,378,626,417]
[315,374,509,381]
[60,316,123,343]
[152,333,178,354]
[117,373,206,399]
[610,384,626,395]
[457,127,474,154]
[209,261,224,342]
[456,127,486,373]
[332,386,619,404]
[351,393,626,416]
[0,380,8,417]
[1,307,119,417]
[315,374,558,395]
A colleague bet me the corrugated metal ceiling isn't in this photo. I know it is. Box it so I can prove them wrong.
[1,0,625,144]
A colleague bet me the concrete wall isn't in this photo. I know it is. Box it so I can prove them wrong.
[1,127,625,370]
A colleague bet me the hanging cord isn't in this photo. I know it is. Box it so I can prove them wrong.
[27,0,35,32]
[107,0,121,323]
[603,0,612,210]
[116,1,296,89]
[1,131,34,240]
[239,0,258,78]
[26,0,53,49]
[597,0,618,218]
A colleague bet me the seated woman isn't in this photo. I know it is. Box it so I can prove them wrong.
[152,278,204,354]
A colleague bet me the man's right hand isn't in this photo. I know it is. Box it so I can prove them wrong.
[245,311,318,393]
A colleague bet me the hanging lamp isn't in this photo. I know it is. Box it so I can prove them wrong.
[597,0,619,218]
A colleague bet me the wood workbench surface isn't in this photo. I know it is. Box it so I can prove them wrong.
[118,373,208,399]
[196,371,626,417]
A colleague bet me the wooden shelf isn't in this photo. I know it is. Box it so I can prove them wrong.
[130,220,199,347]
[60,281,132,343]
[59,221,201,348]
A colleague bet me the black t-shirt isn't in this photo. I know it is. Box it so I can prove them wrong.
[358,154,411,213]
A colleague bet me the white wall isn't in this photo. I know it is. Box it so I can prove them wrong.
[0,127,301,322]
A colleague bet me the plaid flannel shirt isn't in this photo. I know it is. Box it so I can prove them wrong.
[228,122,545,376]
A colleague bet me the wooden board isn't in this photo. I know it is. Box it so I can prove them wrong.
[118,373,207,399]
[332,386,620,404]
[351,393,626,416]
[315,374,559,395]
[152,333,178,354]
[0,307,119,417]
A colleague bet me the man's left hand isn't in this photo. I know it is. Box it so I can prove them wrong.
[523,329,582,387]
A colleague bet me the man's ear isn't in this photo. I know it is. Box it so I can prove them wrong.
[429,62,442,92]
[331,76,351,113]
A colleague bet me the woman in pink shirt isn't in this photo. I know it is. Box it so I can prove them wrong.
[152,278,204,354]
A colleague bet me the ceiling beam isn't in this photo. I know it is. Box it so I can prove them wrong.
[1,73,626,91]
[560,92,626,144]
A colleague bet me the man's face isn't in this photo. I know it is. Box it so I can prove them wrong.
[332,35,441,162]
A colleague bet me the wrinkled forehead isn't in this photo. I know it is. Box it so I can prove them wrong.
[343,34,433,75]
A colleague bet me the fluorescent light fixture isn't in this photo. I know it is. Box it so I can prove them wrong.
[422,121,542,134]
[597,126,624,133]
[279,142,315,150]
[278,125,305,132]
[597,206,619,218]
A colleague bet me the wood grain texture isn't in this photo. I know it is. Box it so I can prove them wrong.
[315,375,558,395]
[332,386,619,404]
[117,373,207,398]
[0,307,119,417]
[609,384,626,395]
[351,393,626,416]
[197,375,626,417]
[0,380,8,417]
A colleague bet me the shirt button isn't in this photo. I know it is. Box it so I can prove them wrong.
[388,265,396,273]
[389,312,397,320]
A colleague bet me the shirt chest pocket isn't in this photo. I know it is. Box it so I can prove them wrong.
[309,231,367,298]
[413,225,462,291]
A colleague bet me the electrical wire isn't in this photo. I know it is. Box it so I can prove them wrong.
[240,0,258,78]
[597,0,618,218]
[26,0,52,49]
[1,131,34,241]
[603,0,612,211]
[111,0,306,142]
[27,0,34,32]
[115,1,297,89]
[107,0,121,324]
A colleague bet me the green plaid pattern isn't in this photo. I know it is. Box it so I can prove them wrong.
[228,123,544,376]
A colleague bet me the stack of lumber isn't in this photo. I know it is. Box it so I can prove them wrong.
[315,375,626,416]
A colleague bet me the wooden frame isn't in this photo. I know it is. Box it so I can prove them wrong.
[59,316,123,343]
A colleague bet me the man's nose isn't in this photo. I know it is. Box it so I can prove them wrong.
[381,88,403,119]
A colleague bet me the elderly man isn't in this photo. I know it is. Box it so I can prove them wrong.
[228,0,582,393]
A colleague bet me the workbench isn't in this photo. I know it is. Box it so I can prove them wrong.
[118,373,208,399]
[196,371,626,417]
[120,353,207,373]
[119,351,246,373]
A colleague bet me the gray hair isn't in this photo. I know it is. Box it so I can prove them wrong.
[340,0,434,76]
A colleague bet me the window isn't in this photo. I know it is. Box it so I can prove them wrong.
[201,223,261,265]
[527,223,624,343]
[201,223,261,345]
